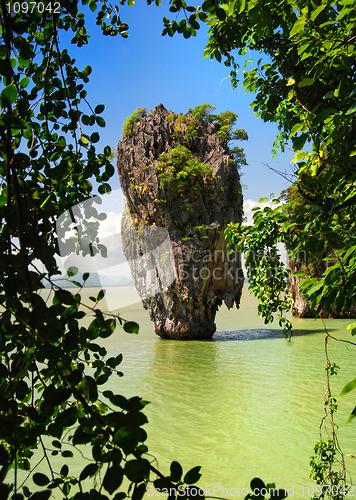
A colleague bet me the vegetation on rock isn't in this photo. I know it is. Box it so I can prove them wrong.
[155,144,214,194]
[122,108,147,137]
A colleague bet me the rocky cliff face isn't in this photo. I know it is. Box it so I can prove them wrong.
[117,104,244,339]
[287,249,356,318]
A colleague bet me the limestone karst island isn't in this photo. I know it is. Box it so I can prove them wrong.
[117,104,246,340]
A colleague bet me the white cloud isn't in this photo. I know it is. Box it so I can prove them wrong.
[97,211,122,239]
[243,198,270,225]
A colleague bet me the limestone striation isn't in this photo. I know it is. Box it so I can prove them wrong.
[117,104,244,339]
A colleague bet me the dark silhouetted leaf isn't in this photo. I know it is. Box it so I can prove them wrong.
[123,321,139,334]
[103,464,123,494]
[124,459,149,483]
[170,461,183,482]
[95,104,105,114]
[184,466,201,485]
[28,492,51,500]
[80,463,99,481]
[60,465,69,477]
[33,473,50,486]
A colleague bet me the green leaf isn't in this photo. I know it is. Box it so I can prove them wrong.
[346,102,356,115]
[55,408,77,428]
[306,281,324,296]
[33,473,50,486]
[310,3,326,21]
[79,135,90,146]
[183,466,201,485]
[346,406,356,425]
[323,91,335,99]
[80,463,99,481]
[290,17,306,37]
[1,85,18,105]
[123,321,139,334]
[90,132,100,143]
[250,477,266,494]
[44,387,72,406]
[55,289,75,305]
[60,464,69,477]
[80,376,98,402]
[124,460,149,483]
[289,123,303,137]
[61,450,73,458]
[170,461,183,482]
[89,0,97,11]
[347,323,356,336]
[98,183,111,194]
[312,109,332,127]
[103,464,123,494]
[19,76,30,88]
[28,492,51,500]
[67,266,78,277]
[216,7,226,21]
[97,289,105,301]
[338,378,356,397]
[95,104,105,114]
[96,116,105,127]
[298,77,315,88]
[83,272,90,281]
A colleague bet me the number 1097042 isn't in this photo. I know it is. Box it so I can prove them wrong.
[6,2,61,14]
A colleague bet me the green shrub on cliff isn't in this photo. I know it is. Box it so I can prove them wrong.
[188,103,216,122]
[122,107,147,137]
[155,144,213,194]
[188,104,248,170]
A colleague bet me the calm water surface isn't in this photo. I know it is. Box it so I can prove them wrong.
[39,286,356,498]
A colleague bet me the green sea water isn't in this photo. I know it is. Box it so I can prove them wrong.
[29,286,356,498]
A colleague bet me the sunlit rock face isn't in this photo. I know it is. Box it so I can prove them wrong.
[117,104,244,340]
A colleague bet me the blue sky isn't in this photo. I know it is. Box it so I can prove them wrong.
[55,3,293,287]
[60,2,295,203]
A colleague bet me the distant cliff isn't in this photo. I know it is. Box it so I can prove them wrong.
[288,249,356,318]
[117,104,245,339]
